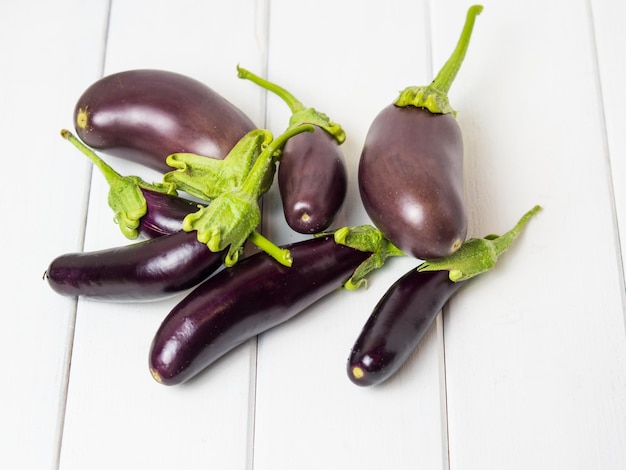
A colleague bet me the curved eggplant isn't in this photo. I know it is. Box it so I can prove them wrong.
[278,127,347,233]
[149,235,371,385]
[74,69,256,173]
[348,204,542,387]
[45,230,224,302]
[358,6,482,259]
[347,268,463,387]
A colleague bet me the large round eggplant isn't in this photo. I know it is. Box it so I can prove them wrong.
[45,230,224,302]
[74,69,256,173]
[348,268,463,387]
[358,5,482,259]
[149,235,372,385]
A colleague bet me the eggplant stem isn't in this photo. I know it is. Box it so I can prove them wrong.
[431,5,483,95]
[249,230,293,267]
[237,65,304,114]
[61,129,123,187]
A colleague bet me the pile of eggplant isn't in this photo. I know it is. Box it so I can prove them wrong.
[45,5,540,387]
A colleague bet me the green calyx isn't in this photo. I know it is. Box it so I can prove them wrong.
[237,65,346,144]
[394,4,483,115]
[333,225,405,290]
[167,124,315,266]
[417,205,542,282]
[60,129,176,239]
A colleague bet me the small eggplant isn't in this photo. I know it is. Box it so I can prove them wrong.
[149,226,401,386]
[347,205,541,387]
[137,189,200,238]
[237,66,347,234]
[45,230,225,302]
[279,128,347,233]
[62,129,201,240]
[348,268,463,387]
[358,5,482,259]
[74,69,256,173]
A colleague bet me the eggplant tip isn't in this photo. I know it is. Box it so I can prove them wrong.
[149,367,164,384]
[351,366,365,380]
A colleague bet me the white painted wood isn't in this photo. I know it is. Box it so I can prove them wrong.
[0,1,109,468]
[436,0,626,468]
[3,1,626,469]
[591,0,626,279]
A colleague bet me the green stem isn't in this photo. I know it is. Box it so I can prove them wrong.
[431,4,483,95]
[61,129,174,239]
[394,4,483,115]
[249,230,293,267]
[237,65,345,143]
[237,65,304,114]
[491,205,542,257]
[241,124,315,196]
[61,129,123,187]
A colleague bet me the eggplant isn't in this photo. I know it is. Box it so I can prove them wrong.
[149,234,372,385]
[45,230,224,302]
[237,66,347,233]
[73,69,256,173]
[62,128,201,240]
[358,5,482,259]
[348,268,463,387]
[138,189,200,238]
[347,205,541,387]
[278,127,347,233]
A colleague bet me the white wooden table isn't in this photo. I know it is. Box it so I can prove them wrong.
[2,1,626,468]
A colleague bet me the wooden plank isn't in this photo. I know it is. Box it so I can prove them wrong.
[252,1,450,469]
[0,0,109,468]
[591,0,626,280]
[57,1,267,468]
[436,1,626,468]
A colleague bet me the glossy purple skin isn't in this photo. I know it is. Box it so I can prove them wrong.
[45,231,224,302]
[358,104,467,259]
[74,69,256,173]
[139,189,200,238]
[348,268,464,387]
[149,235,371,385]
[278,126,347,233]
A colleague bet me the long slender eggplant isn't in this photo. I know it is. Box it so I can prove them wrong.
[358,6,482,259]
[347,205,541,387]
[73,69,256,173]
[149,234,374,385]
[45,230,224,302]
[348,269,463,386]
[237,66,347,234]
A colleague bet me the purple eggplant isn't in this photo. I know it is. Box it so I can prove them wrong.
[138,189,200,238]
[45,230,224,302]
[74,69,256,173]
[278,128,347,233]
[358,6,482,259]
[62,128,202,240]
[237,66,347,234]
[149,234,373,385]
[348,268,463,387]
[347,205,541,387]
